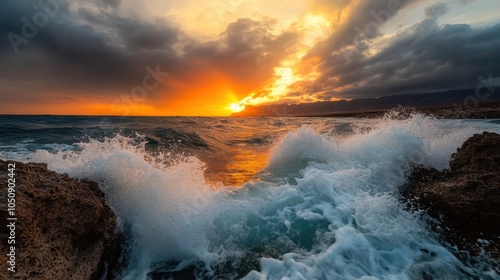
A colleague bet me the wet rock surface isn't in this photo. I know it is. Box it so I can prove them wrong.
[0,160,120,280]
[403,132,500,260]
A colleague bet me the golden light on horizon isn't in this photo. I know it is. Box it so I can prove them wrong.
[229,102,246,113]
[224,11,333,110]
[135,8,333,116]
[2,0,495,117]
[2,2,345,116]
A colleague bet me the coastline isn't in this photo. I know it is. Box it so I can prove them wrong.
[231,102,500,119]
[314,102,500,119]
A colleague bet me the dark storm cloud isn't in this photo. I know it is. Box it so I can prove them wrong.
[183,18,298,90]
[99,0,121,9]
[0,0,159,99]
[295,1,500,100]
[306,0,418,60]
[147,17,299,104]
[77,8,179,51]
[0,0,298,107]
[1,0,498,110]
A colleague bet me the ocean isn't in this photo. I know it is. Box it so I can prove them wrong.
[1,113,500,279]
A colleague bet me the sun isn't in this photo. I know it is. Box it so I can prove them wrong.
[229,102,245,113]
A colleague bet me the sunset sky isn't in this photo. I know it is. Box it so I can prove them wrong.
[1,0,499,116]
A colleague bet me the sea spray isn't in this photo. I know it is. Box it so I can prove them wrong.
[12,113,499,279]
[31,136,225,277]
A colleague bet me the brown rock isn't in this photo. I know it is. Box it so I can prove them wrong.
[0,160,119,280]
[403,131,500,260]
[450,131,500,173]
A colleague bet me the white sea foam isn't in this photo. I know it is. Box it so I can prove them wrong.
[14,114,500,279]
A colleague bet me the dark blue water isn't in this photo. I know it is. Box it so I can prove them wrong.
[1,114,499,279]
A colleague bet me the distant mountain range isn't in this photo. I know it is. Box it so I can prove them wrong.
[231,89,500,117]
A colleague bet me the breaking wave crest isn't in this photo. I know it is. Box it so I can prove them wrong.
[19,113,500,279]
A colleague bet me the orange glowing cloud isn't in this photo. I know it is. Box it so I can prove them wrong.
[3,0,492,116]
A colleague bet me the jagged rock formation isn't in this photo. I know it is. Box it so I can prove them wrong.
[0,160,120,280]
[404,131,500,258]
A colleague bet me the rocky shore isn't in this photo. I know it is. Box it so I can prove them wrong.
[0,160,121,280]
[403,131,500,260]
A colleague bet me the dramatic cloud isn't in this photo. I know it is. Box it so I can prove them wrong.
[0,0,499,115]
[276,0,500,103]
[0,0,299,115]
